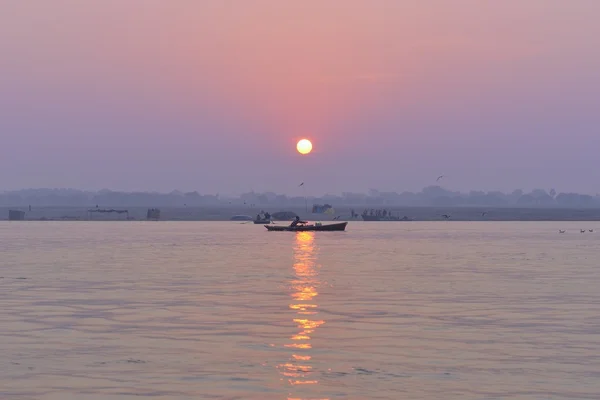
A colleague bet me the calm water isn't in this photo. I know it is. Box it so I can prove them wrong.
[1,221,599,400]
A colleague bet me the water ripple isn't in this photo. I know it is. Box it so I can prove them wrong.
[1,221,600,399]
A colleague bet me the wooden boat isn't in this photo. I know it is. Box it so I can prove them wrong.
[264,222,347,232]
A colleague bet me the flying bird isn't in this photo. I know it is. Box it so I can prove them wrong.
[298,182,304,187]
[441,214,451,220]
[436,175,445,182]
[559,230,566,234]
[481,212,487,217]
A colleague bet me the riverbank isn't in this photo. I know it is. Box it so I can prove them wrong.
[2,206,600,221]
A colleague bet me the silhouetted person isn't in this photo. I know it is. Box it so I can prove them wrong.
[290,216,306,227]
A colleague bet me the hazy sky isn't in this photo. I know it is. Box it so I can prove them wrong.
[1,0,599,195]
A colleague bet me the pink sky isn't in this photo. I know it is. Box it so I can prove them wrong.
[1,0,599,195]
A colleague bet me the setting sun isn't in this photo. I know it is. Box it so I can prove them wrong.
[296,139,313,155]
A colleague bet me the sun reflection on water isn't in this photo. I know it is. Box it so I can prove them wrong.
[277,231,329,400]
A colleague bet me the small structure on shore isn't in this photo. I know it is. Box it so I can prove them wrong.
[312,204,333,214]
[88,208,129,220]
[147,208,161,220]
[8,210,26,221]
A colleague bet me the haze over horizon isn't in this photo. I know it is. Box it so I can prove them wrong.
[2,1,599,196]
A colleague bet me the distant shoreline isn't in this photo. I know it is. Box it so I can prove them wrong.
[2,206,600,222]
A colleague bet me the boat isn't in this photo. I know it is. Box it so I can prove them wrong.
[361,215,411,221]
[264,222,348,232]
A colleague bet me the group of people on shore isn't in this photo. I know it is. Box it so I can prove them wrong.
[362,209,393,217]
[257,208,396,221]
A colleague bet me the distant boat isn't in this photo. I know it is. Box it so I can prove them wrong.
[265,222,347,232]
[361,214,411,221]
[230,215,253,221]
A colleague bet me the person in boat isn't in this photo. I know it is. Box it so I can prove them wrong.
[264,212,271,220]
[290,216,307,227]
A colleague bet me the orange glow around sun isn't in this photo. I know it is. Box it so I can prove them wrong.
[296,139,312,155]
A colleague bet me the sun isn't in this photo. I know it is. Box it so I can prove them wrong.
[296,139,313,155]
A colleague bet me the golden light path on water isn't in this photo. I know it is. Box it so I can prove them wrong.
[277,231,327,400]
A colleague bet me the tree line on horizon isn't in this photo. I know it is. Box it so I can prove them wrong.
[1,186,599,208]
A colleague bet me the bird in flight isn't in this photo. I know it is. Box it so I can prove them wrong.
[441,214,451,219]
[481,211,487,217]
[299,182,304,187]
[436,175,445,182]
